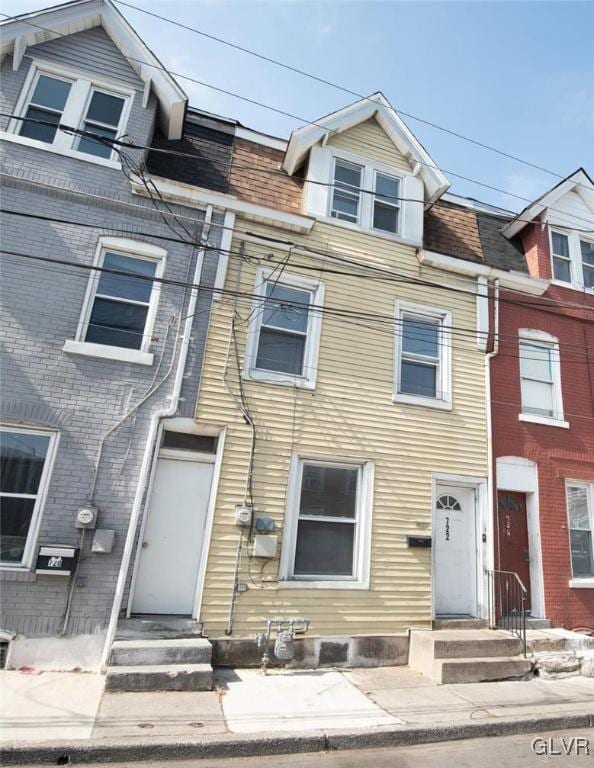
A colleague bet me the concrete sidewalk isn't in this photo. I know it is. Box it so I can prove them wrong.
[1,665,593,762]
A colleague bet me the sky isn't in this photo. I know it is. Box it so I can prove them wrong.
[4,0,594,212]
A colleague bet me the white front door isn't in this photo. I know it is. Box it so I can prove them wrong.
[434,484,477,616]
[131,451,214,615]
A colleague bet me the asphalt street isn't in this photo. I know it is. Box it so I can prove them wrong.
[80,727,594,767]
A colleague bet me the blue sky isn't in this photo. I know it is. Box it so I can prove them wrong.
[5,0,594,211]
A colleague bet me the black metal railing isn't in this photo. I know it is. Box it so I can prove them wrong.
[486,569,528,656]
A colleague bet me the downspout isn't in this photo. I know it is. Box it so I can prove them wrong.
[484,278,500,623]
[100,206,213,671]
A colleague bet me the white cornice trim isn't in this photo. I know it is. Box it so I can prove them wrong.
[419,249,549,295]
[130,176,314,234]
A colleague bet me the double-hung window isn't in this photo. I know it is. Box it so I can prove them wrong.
[0,427,57,568]
[245,270,324,389]
[551,231,572,282]
[566,483,594,580]
[518,332,565,426]
[373,172,400,234]
[330,159,362,223]
[550,229,594,292]
[13,65,130,164]
[394,302,452,409]
[281,457,373,587]
[581,240,594,290]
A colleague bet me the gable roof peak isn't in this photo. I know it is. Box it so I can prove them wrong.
[282,92,449,206]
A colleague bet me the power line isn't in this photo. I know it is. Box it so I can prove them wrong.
[113,0,586,190]
[2,10,593,226]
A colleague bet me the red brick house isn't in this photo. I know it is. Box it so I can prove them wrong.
[492,169,594,631]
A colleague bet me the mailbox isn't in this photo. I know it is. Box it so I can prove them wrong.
[35,545,79,576]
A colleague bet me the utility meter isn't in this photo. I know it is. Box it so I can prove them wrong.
[274,630,294,661]
[75,505,97,529]
[234,505,253,527]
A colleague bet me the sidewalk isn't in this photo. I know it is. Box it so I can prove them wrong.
[1,665,593,761]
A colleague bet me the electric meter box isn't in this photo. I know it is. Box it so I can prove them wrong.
[253,534,277,558]
[234,505,253,527]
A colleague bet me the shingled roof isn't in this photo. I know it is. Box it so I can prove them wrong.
[424,200,528,274]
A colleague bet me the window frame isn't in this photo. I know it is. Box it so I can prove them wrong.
[279,453,374,589]
[243,268,324,389]
[393,300,452,410]
[329,157,363,224]
[7,60,133,168]
[518,329,567,428]
[372,169,401,236]
[0,425,59,570]
[64,237,166,366]
[565,480,594,585]
[549,227,594,294]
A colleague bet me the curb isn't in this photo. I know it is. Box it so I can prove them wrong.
[1,711,593,765]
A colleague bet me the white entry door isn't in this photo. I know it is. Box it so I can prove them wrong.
[433,485,477,616]
[131,450,215,615]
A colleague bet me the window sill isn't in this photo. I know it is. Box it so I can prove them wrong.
[243,369,316,390]
[315,215,421,247]
[63,340,154,366]
[278,579,369,590]
[0,132,122,169]
[393,393,452,411]
[518,413,569,429]
[569,578,594,589]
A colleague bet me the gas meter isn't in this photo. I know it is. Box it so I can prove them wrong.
[274,630,294,661]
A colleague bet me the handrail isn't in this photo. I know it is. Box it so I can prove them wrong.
[486,569,528,657]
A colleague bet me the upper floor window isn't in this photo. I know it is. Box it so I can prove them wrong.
[394,301,452,410]
[0,426,58,568]
[518,331,566,427]
[373,172,400,234]
[243,269,324,389]
[330,159,362,223]
[12,64,131,165]
[63,238,166,366]
[566,483,594,580]
[550,229,594,292]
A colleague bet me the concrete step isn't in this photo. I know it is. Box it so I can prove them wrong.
[110,638,212,667]
[105,663,213,692]
[411,629,523,661]
[115,617,203,641]
[432,618,488,630]
[437,656,534,684]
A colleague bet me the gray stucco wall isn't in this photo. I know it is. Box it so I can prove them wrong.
[0,29,223,638]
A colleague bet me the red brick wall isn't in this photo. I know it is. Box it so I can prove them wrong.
[491,281,594,629]
[521,224,552,279]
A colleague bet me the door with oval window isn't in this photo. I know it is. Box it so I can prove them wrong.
[434,485,478,616]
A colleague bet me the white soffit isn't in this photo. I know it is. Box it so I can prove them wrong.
[282,92,450,206]
[0,0,187,139]
[502,168,594,239]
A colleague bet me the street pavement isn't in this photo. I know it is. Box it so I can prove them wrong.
[61,728,594,767]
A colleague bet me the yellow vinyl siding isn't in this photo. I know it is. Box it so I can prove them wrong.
[327,118,412,172]
[195,214,488,638]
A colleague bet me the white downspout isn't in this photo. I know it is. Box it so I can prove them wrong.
[100,206,213,671]
[484,278,500,622]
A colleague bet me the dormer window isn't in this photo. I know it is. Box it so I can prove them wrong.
[330,159,362,223]
[19,74,72,144]
[550,228,594,291]
[77,90,126,159]
[373,172,401,234]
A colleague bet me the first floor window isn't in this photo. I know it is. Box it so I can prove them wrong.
[551,231,571,283]
[519,336,563,420]
[567,483,594,578]
[330,159,362,223]
[285,458,372,583]
[84,249,159,350]
[0,427,56,567]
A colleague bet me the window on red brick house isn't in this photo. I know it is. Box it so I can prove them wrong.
[566,483,594,578]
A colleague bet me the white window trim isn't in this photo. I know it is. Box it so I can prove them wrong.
[518,329,566,426]
[279,453,374,589]
[0,425,59,570]
[393,300,452,410]
[565,480,594,583]
[549,228,594,294]
[6,59,134,169]
[242,268,324,390]
[63,237,166,365]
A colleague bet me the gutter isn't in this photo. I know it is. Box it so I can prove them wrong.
[100,206,213,671]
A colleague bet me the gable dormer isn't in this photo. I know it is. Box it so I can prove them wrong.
[502,169,594,291]
[283,93,449,246]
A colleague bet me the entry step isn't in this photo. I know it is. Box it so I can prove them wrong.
[115,617,203,640]
[436,656,534,684]
[105,663,213,692]
[110,638,212,667]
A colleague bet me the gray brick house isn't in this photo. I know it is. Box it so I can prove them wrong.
[0,0,236,670]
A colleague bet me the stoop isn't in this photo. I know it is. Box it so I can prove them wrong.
[106,618,213,692]
[409,629,534,684]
